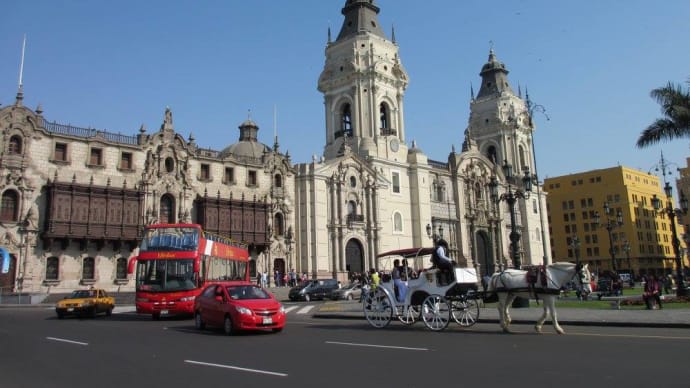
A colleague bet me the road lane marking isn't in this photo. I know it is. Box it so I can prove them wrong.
[326,341,428,351]
[297,305,315,314]
[283,306,299,313]
[568,332,690,340]
[46,337,88,346]
[184,360,287,377]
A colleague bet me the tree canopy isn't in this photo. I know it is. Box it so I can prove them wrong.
[636,79,690,148]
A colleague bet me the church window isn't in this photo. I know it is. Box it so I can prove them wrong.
[224,167,235,184]
[274,213,284,236]
[82,257,95,280]
[200,164,211,181]
[380,104,388,129]
[391,171,400,194]
[486,146,497,164]
[53,143,68,162]
[340,104,353,138]
[46,257,59,281]
[350,176,357,188]
[518,146,526,170]
[8,135,22,155]
[0,190,19,222]
[199,163,211,181]
[120,152,133,170]
[89,147,103,166]
[436,184,444,202]
[247,170,258,187]
[116,258,127,280]
[347,201,356,217]
[159,194,175,224]
[393,212,403,233]
[165,157,174,173]
[274,174,283,188]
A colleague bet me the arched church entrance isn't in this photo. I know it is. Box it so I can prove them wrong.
[476,231,494,277]
[345,239,364,279]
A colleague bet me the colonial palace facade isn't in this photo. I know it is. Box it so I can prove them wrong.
[0,0,550,296]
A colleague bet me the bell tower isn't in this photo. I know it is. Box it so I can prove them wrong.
[467,49,534,174]
[318,0,409,161]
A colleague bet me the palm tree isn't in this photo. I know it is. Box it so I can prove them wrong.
[636,80,690,148]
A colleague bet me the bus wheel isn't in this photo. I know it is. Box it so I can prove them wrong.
[223,316,235,335]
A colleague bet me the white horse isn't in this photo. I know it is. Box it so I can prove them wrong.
[486,263,592,334]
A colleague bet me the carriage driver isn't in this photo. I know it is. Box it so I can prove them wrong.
[432,239,454,272]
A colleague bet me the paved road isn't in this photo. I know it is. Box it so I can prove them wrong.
[1,307,689,388]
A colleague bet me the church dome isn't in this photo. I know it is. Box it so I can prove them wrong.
[219,119,271,160]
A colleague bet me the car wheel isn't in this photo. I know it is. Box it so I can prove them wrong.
[194,312,206,330]
[223,316,234,335]
[57,312,64,320]
[152,313,161,320]
[272,327,283,333]
[105,307,113,316]
[90,307,98,318]
[347,294,353,301]
[304,294,310,302]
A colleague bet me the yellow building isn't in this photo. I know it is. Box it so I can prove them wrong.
[545,166,687,279]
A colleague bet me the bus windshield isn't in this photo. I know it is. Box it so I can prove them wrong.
[136,259,197,292]
[139,227,200,252]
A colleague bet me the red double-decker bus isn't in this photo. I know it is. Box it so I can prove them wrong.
[129,223,249,319]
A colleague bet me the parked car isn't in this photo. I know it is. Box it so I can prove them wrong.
[288,279,339,301]
[194,282,286,335]
[330,282,362,300]
[55,288,115,319]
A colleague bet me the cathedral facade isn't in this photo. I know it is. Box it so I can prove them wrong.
[0,0,549,296]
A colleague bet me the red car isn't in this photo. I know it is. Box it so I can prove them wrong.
[194,282,286,335]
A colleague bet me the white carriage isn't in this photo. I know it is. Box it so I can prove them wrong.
[363,248,481,331]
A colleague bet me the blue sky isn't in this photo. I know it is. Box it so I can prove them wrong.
[2,0,689,182]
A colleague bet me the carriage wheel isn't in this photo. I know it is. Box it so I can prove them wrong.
[363,287,393,329]
[397,305,419,325]
[451,298,480,327]
[421,295,450,331]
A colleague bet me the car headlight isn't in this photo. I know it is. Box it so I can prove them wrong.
[236,306,252,315]
[299,289,305,294]
[179,296,195,302]
[279,305,286,314]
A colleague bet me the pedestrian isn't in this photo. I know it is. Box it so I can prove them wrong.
[643,274,662,310]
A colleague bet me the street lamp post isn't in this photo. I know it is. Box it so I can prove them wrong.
[489,160,532,269]
[622,240,632,282]
[426,222,444,244]
[570,235,581,268]
[285,226,294,273]
[652,183,689,297]
[594,202,623,273]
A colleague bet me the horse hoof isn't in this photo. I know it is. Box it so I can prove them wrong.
[535,326,542,333]
[502,328,512,334]
[556,329,565,335]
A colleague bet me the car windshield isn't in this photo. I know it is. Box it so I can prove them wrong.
[70,290,95,298]
[227,285,270,300]
[342,283,359,290]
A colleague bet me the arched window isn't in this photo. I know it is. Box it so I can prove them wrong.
[274,174,282,188]
[347,200,357,216]
[116,258,127,280]
[475,182,482,200]
[341,104,352,136]
[379,103,389,131]
[8,135,22,155]
[82,257,95,280]
[46,257,59,280]
[165,157,175,173]
[393,212,403,233]
[486,146,497,164]
[159,194,175,224]
[273,213,284,236]
[0,190,19,222]
[518,145,526,171]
